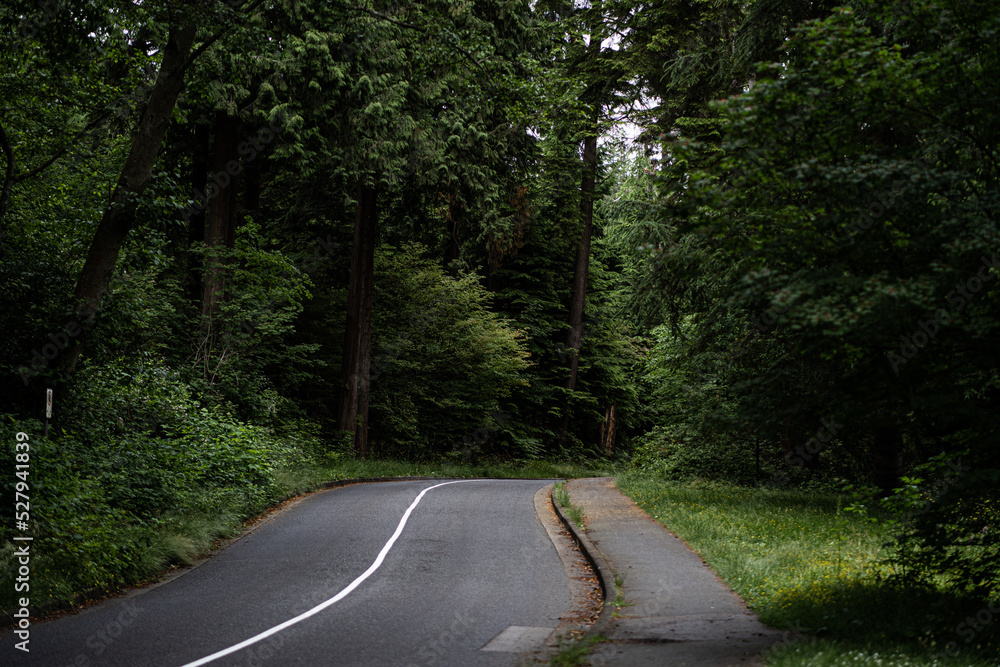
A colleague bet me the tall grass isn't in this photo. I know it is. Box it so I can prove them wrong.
[615,471,999,667]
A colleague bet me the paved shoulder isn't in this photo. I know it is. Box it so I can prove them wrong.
[565,477,781,666]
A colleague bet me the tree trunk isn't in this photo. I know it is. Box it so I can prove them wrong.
[565,109,598,392]
[64,24,198,370]
[445,202,461,278]
[187,122,211,303]
[202,112,240,320]
[873,421,904,494]
[0,119,13,234]
[242,147,262,220]
[338,182,378,458]
[599,403,617,455]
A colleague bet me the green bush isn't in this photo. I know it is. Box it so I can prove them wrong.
[847,450,1000,600]
[630,425,759,485]
[368,244,531,460]
[0,362,322,616]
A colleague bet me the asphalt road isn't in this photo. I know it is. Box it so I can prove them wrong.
[3,479,572,666]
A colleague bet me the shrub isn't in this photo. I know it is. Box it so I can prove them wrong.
[368,244,531,460]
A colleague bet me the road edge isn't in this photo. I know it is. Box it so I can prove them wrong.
[550,483,617,639]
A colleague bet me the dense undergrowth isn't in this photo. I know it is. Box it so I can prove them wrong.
[615,472,1000,667]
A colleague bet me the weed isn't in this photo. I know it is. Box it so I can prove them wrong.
[548,634,605,666]
[554,481,585,528]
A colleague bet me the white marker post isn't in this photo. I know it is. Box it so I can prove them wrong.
[44,388,52,437]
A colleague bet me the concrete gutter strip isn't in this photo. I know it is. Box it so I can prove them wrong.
[564,477,783,666]
[550,485,618,639]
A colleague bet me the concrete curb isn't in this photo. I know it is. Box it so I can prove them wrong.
[551,483,618,639]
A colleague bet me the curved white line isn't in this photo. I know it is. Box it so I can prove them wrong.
[179,479,472,667]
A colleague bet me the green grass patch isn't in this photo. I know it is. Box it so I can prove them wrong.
[615,471,1000,666]
[548,633,606,666]
[611,571,629,612]
[553,481,585,527]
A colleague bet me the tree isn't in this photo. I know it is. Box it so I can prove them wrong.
[60,0,279,369]
[319,2,540,456]
[338,181,379,457]
[0,0,148,236]
[658,0,999,591]
[368,245,530,460]
[530,0,639,442]
[564,6,603,396]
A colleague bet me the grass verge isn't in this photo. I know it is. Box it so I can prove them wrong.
[615,471,1000,667]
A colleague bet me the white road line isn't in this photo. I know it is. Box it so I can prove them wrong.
[179,479,473,667]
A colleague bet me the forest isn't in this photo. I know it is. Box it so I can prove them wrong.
[1,0,998,663]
